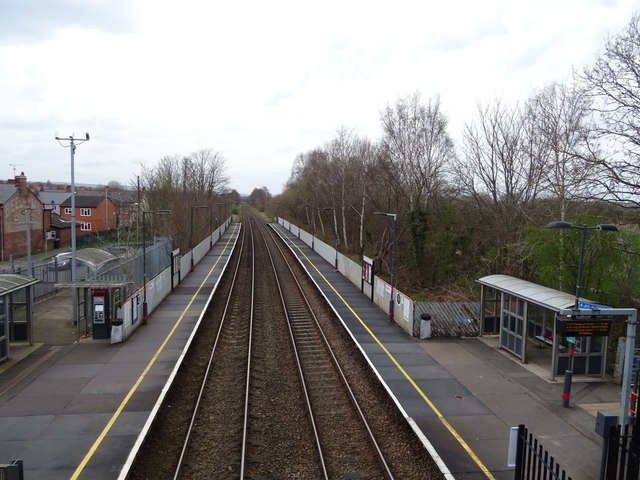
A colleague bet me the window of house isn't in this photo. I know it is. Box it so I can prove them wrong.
[64,207,72,215]
[80,208,91,216]
[80,222,92,231]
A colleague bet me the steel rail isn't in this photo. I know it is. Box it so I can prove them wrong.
[173,222,251,479]
[239,217,256,478]
[253,211,330,479]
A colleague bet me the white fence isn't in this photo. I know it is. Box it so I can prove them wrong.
[277,218,415,336]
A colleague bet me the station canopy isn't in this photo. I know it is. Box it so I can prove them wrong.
[0,274,39,296]
[74,248,117,270]
[477,274,583,311]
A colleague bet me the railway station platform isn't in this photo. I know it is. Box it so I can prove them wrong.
[0,217,621,480]
[270,222,621,480]
[0,224,241,480]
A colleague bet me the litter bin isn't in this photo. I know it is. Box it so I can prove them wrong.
[110,319,123,344]
[420,314,432,339]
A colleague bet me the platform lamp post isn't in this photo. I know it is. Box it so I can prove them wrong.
[190,205,208,272]
[323,207,339,269]
[207,204,214,250]
[21,208,35,316]
[375,211,397,322]
[21,208,33,277]
[547,220,619,407]
[304,204,316,250]
[211,202,224,236]
[142,209,171,324]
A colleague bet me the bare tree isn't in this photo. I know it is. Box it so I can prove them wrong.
[138,149,229,251]
[380,93,454,275]
[527,82,597,220]
[454,98,546,271]
[380,92,452,210]
[326,127,359,249]
[579,13,640,206]
[188,148,230,197]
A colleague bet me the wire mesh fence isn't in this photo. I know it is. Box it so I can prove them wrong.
[0,237,172,301]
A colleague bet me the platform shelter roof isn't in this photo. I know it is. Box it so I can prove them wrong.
[0,274,39,296]
[477,274,584,311]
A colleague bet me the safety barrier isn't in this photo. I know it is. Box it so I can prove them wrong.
[513,424,572,480]
[603,422,640,479]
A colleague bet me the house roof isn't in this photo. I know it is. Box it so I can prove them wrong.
[0,184,17,204]
[476,274,589,311]
[50,212,73,229]
[60,194,110,208]
[36,191,71,206]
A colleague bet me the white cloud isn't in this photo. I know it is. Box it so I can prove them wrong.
[0,0,637,194]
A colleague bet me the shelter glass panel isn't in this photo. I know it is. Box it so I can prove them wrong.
[500,294,524,358]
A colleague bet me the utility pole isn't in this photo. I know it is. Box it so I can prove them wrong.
[55,133,90,335]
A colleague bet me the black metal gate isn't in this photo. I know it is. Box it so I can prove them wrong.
[514,424,572,480]
[603,423,640,480]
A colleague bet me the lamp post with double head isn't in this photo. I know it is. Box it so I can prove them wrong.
[547,220,619,407]
[142,209,171,324]
[375,211,397,321]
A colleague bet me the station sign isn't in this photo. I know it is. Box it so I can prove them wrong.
[556,316,612,337]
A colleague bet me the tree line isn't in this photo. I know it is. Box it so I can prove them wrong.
[265,13,640,307]
[138,148,239,252]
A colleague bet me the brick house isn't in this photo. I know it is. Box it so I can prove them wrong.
[0,173,44,261]
[59,190,119,236]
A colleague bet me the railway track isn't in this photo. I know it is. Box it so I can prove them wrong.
[260,211,393,479]
[128,206,443,479]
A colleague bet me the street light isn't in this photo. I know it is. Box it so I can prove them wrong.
[546,221,619,310]
[211,202,224,239]
[305,204,316,250]
[207,204,214,250]
[324,207,338,269]
[547,220,619,407]
[375,211,397,322]
[190,205,208,272]
[21,209,33,278]
[142,209,171,324]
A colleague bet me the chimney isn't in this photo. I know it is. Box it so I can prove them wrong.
[15,172,27,192]
[66,185,71,193]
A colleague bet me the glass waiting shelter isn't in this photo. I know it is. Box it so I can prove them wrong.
[477,274,607,380]
[0,274,39,364]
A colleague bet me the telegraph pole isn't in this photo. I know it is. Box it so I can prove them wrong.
[55,133,90,335]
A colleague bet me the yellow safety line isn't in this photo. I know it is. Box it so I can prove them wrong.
[71,225,239,479]
[286,233,496,480]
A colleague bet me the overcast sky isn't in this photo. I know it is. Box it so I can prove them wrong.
[0,0,636,195]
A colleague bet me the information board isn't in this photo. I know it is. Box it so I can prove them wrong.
[556,317,612,337]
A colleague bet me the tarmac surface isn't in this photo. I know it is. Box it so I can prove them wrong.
[0,221,624,479]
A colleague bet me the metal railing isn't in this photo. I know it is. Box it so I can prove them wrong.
[603,423,640,480]
[514,424,572,480]
[0,238,172,302]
